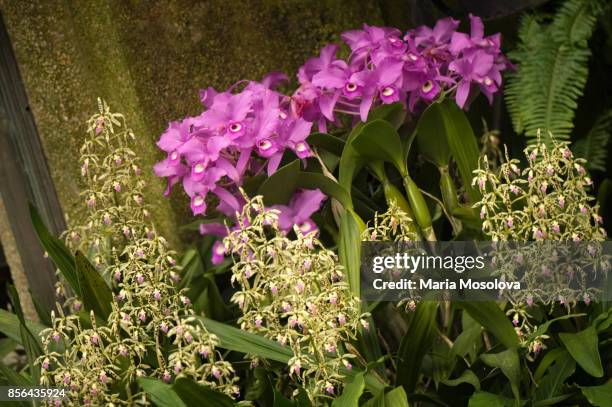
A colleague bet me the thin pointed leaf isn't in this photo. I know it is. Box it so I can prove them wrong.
[75,251,113,320]
[29,203,80,296]
[397,301,438,393]
[138,378,187,407]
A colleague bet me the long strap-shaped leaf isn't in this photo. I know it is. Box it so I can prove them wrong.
[75,251,113,320]
[29,203,81,297]
[396,301,438,393]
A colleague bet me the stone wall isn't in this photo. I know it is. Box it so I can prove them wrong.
[0,0,407,247]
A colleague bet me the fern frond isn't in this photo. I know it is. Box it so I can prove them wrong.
[573,110,612,172]
[505,0,605,145]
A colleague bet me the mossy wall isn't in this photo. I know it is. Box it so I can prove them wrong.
[0,0,403,247]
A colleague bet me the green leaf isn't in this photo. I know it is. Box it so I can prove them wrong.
[533,348,566,382]
[461,302,519,349]
[534,350,575,401]
[422,99,480,202]
[351,120,406,175]
[259,159,301,205]
[480,348,521,400]
[75,251,113,320]
[297,172,352,209]
[172,377,234,407]
[468,391,514,407]
[580,383,612,406]
[29,203,80,296]
[338,210,363,298]
[200,317,293,363]
[505,0,604,142]
[573,110,611,172]
[559,326,603,377]
[0,362,33,386]
[138,378,187,407]
[7,285,42,382]
[431,337,455,386]
[332,372,365,407]
[368,102,407,129]
[397,301,438,393]
[416,103,451,167]
[533,313,586,337]
[384,386,409,407]
[307,132,345,156]
[0,309,47,344]
[442,369,480,391]
[258,159,353,210]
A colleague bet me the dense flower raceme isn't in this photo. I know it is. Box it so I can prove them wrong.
[224,195,367,401]
[40,101,238,405]
[473,135,608,359]
[153,16,508,263]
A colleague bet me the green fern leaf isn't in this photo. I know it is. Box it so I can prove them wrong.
[573,110,612,172]
[505,0,605,145]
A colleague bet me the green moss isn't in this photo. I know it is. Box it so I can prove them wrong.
[0,0,389,247]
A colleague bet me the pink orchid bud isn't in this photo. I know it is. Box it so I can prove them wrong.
[119,345,128,357]
[526,296,534,307]
[91,334,99,345]
[325,383,335,394]
[584,294,591,305]
[153,290,161,301]
[113,182,121,193]
[136,273,144,284]
[114,270,122,281]
[42,358,49,370]
[162,371,172,383]
[558,196,565,208]
[74,301,82,311]
[138,311,146,322]
[174,363,182,374]
[212,367,222,379]
[199,346,210,358]
[160,322,169,333]
[52,332,61,342]
[99,372,108,383]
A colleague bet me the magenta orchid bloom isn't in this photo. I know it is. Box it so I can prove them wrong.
[293,15,509,128]
[154,73,316,219]
[271,189,327,235]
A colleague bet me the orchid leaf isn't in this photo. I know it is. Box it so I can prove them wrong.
[29,203,80,297]
[338,210,363,298]
[351,120,405,175]
[418,99,481,202]
[397,301,438,393]
[200,317,293,363]
[307,132,345,156]
[580,383,612,406]
[367,102,407,129]
[461,302,519,349]
[259,159,301,205]
[480,348,521,400]
[332,372,365,407]
[75,251,113,320]
[137,378,186,407]
[559,326,603,377]
[534,350,575,401]
[442,369,481,391]
[172,377,234,407]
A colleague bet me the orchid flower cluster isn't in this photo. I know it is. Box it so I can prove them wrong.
[295,14,510,129]
[473,135,606,242]
[223,194,368,401]
[153,73,314,218]
[473,135,608,356]
[39,101,239,405]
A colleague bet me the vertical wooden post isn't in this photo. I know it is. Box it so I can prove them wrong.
[0,12,65,313]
